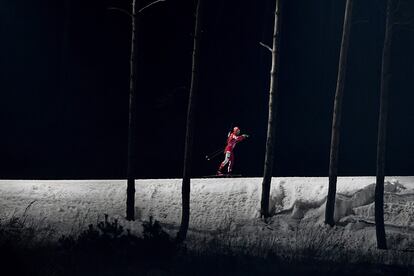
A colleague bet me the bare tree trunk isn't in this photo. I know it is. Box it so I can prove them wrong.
[126,0,140,221]
[261,0,282,219]
[375,0,394,250]
[177,0,203,242]
[325,0,354,226]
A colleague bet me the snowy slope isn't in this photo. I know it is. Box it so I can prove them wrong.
[1,177,414,262]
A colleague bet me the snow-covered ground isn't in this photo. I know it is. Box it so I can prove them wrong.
[1,177,414,264]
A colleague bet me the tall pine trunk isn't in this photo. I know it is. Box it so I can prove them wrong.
[325,0,354,226]
[261,0,282,218]
[126,0,140,221]
[375,0,394,250]
[177,0,203,242]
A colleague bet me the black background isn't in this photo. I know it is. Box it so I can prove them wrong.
[1,0,413,179]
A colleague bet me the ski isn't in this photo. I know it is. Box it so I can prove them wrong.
[200,174,242,178]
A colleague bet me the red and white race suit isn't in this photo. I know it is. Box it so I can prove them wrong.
[218,132,246,173]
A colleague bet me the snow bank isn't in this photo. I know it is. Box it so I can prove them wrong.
[1,177,414,258]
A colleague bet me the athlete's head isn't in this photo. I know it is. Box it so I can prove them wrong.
[233,126,240,135]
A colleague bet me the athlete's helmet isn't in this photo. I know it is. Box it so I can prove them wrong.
[233,126,240,134]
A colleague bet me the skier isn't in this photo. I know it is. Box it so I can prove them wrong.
[217,126,249,175]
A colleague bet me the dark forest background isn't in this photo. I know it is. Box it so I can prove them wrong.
[1,0,413,179]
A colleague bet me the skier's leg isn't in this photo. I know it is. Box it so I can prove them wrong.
[228,152,235,173]
[218,152,231,173]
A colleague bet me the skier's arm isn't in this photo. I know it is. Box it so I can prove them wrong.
[235,134,248,142]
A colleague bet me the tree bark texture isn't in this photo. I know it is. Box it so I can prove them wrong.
[261,0,283,218]
[375,0,394,250]
[325,0,354,226]
[126,0,140,221]
[177,0,203,242]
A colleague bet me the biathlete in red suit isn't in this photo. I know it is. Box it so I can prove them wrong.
[217,126,249,175]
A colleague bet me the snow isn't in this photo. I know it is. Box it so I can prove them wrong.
[1,177,414,264]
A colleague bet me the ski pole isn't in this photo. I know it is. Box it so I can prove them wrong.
[206,146,224,157]
[205,148,223,160]
[205,147,224,161]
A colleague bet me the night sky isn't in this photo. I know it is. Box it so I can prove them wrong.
[1,0,413,179]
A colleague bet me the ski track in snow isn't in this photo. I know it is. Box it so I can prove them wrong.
[1,177,414,258]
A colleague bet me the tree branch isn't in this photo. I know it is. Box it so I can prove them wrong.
[259,42,272,53]
[139,0,167,13]
[107,7,133,19]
